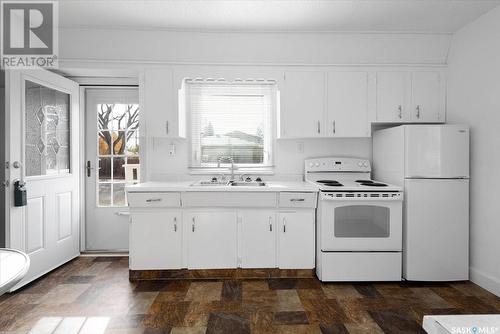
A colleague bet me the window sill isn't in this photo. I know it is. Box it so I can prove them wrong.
[189,167,275,176]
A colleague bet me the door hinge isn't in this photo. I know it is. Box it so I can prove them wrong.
[5,161,9,169]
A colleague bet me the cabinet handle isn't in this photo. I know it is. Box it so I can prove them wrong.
[192,217,195,232]
[269,216,273,232]
[317,121,321,134]
[283,217,286,233]
[398,105,402,119]
[416,105,421,119]
[332,121,336,134]
[290,198,305,202]
[145,198,162,203]
[174,217,177,232]
[166,121,169,134]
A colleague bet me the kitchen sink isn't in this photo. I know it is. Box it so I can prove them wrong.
[228,181,267,187]
[191,180,267,187]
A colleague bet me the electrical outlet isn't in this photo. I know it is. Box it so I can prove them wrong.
[297,141,304,153]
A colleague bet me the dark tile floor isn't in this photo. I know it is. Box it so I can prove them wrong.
[0,256,499,334]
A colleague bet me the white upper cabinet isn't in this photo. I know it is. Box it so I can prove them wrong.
[327,72,370,137]
[375,70,445,123]
[411,71,445,123]
[376,72,409,122]
[141,68,186,138]
[279,71,326,138]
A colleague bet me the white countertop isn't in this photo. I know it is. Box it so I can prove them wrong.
[126,181,319,193]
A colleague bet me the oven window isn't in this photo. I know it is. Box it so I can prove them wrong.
[334,205,390,238]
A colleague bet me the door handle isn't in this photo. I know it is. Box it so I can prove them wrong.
[269,216,273,232]
[317,121,321,134]
[416,105,421,118]
[398,105,402,119]
[283,217,286,233]
[86,161,92,177]
[174,217,177,232]
[332,121,336,135]
[290,198,305,202]
[192,217,195,232]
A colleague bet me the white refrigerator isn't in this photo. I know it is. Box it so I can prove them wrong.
[373,125,469,281]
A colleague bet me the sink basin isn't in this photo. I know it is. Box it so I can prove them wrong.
[229,181,267,187]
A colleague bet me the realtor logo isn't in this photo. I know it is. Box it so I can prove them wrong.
[1,1,58,68]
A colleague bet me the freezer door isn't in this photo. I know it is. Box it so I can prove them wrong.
[405,125,469,178]
[404,179,469,281]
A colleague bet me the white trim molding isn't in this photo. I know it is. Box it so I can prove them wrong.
[470,266,500,297]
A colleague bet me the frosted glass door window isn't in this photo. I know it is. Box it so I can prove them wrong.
[25,81,70,177]
[96,103,140,207]
[334,205,390,238]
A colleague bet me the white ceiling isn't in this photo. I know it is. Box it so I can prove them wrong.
[59,0,500,33]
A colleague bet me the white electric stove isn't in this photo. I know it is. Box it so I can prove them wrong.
[305,157,404,281]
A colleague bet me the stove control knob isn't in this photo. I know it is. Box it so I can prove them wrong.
[309,163,314,167]
[363,162,369,167]
[315,163,320,167]
[357,162,363,167]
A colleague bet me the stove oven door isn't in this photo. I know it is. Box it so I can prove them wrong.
[319,199,402,251]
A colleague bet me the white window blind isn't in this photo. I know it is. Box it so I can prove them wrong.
[186,79,276,168]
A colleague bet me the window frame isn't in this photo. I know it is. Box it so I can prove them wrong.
[185,79,277,172]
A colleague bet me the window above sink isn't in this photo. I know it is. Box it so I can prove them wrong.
[184,78,278,170]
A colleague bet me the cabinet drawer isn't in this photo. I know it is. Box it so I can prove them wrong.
[128,192,181,208]
[279,192,317,208]
[182,192,277,207]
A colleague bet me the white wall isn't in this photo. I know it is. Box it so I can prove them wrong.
[447,6,500,296]
[59,29,451,66]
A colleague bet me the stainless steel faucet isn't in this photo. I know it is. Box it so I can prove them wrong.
[217,156,237,181]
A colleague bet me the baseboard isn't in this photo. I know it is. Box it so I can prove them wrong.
[470,267,500,297]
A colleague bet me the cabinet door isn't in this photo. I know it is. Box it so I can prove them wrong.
[240,210,276,268]
[376,72,408,122]
[142,68,184,137]
[278,211,315,269]
[186,211,237,269]
[129,211,182,270]
[280,71,326,138]
[411,71,445,123]
[327,72,369,137]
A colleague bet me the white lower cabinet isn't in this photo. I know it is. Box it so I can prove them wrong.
[185,211,238,269]
[129,210,182,270]
[128,192,317,271]
[278,211,315,269]
[239,210,276,268]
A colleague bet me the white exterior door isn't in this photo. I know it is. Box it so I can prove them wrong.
[5,69,80,290]
[239,210,276,268]
[404,179,469,281]
[186,211,237,269]
[278,211,315,269]
[405,125,470,178]
[85,88,140,251]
